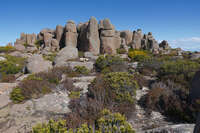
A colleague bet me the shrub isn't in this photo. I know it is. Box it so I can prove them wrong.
[0,55,26,81]
[87,72,138,116]
[128,50,151,62]
[0,45,15,53]
[145,81,196,122]
[0,74,16,83]
[10,67,75,103]
[74,66,90,75]
[10,87,25,103]
[95,55,127,73]
[34,40,42,49]
[78,51,84,58]
[43,53,57,62]
[117,47,127,54]
[159,59,200,89]
[32,109,135,133]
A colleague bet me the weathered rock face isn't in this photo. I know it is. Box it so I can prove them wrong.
[77,17,100,55]
[25,54,52,74]
[87,17,100,55]
[54,46,78,66]
[13,17,171,55]
[120,30,133,46]
[65,20,78,47]
[131,29,143,49]
[14,33,37,51]
[55,25,64,46]
[99,19,121,54]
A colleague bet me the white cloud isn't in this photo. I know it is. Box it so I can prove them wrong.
[169,37,200,51]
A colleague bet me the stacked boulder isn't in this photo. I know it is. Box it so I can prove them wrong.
[99,19,121,54]
[14,33,37,51]
[37,28,59,52]
[77,17,100,55]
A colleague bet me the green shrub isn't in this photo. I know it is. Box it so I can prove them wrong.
[32,109,135,133]
[74,66,90,75]
[78,51,84,58]
[159,59,200,89]
[117,48,127,54]
[69,91,81,99]
[95,55,127,73]
[10,88,25,103]
[0,45,15,53]
[87,72,138,116]
[0,55,25,75]
[43,53,57,62]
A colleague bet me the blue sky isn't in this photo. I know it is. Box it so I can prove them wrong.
[0,0,200,51]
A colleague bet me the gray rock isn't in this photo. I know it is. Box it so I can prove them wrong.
[0,83,17,108]
[84,52,98,60]
[55,25,64,44]
[77,17,100,55]
[140,124,195,133]
[0,90,70,133]
[120,30,133,45]
[99,19,114,30]
[159,40,170,50]
[65,20,77,33]
[54,46,78,66]
[87,17,100,55]
[0,56,6,61]
[67,61,94,70]
[26,54,52,73]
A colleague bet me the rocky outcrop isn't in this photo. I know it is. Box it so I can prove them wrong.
[14,33,37,51]
[65,20,78,47]
[13,17,171,55]
[25,54,52,73]
[54,46,78,66]
[99,19,121,54]
[120,30,133,46]
[77,17,100,55]
[55,25,64,47]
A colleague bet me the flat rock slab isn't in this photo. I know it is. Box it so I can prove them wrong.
[72,76,96,82]
[33,92,70,114]
[0,91,71,133]
[140,124,195,133]
[0,83,17,108]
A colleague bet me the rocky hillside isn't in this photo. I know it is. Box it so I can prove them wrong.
[0,17,199,133]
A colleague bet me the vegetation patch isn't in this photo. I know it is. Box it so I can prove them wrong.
[10,66,75,103]
[32,109,135,133]
[95,55,128,73]
[43,53,57,62]
[0,45,15,53]
[74,66,90,75]
[0,55,26,82]
[128,49,151,62]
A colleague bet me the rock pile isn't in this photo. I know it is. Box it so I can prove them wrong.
[14,17,171,55]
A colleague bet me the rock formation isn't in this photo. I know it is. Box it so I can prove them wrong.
[13,17,171,55]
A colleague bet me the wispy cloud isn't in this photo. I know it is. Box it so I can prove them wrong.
[169,37,200,51]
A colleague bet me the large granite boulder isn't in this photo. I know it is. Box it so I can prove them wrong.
[99,19,121,54]
[120,30,133,45]
[25,54,52,74]
[65,20,78,47]
[54,46,78,66]
[55,25,64,45]
[87,17,100,55]
[77,17,100,55]
[131,29,143,49]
